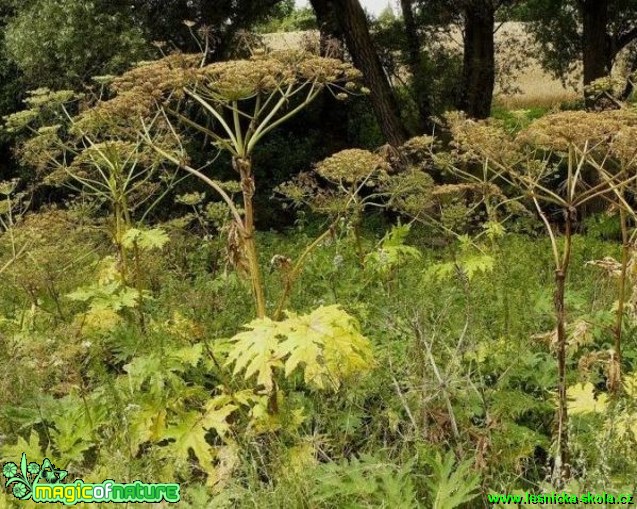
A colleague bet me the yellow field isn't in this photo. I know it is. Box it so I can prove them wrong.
[264,23,584,110]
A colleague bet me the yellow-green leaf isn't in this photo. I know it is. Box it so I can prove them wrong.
[276,305,374,390]
[164,411,216,478]
[226,317,283,391]
[202,395,238,439]
[567,383,608,415]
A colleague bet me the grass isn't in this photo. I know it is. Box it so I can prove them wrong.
[0,211,634,507]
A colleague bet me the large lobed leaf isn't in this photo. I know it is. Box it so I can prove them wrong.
[226,305,374,392]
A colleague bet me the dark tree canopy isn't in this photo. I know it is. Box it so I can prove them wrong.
[527,0,637,86]
[129,0,286,56]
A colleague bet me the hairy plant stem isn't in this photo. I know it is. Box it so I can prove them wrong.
[556,211,573,485]
[534,197,572,485]
[613,207,629,394]
[235,157,267,319]
[113,199,129,284]
[132,240,146,330]
[352,217,365,265]
[554,264,569,483]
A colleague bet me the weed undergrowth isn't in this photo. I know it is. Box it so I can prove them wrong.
[0,211,631,507]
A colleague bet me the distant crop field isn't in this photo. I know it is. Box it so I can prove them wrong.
[263,23,583,110]
[491,23,581,109]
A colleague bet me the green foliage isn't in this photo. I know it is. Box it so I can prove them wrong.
[583,212,622,240]
[371,6,463,124]
[426,452,481,509]
[67,256,142,330]
[526,0,637,84]
[121,227,170,251]
[309,455,419,508]
[491,106,550,133]
[426,237,495,282]
[226,305,375,391]
[255,2,317,33]
[0,212,628,506]
[365,223,422,277]
[5,0,149,89]
[5,28,637,503]
[0,207,102,318]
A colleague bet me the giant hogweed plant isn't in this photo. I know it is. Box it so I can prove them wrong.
[73,48,367,319]
[4,88,182,309]
[277,138,507,300]
[445,109,637,485]
[276,147,430,304]
[277,140,438,261]
[575,116,637,386]
[515,109,637,399]
[0,179,30,276]
[278,140,438,226]
[1,51,379,489]
[278,148,395,264]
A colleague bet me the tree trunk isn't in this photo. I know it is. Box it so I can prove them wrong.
[309,0,344,57]
[310,0,350,153]
[459,2,495,119]
[580,0,611,88]
[400,0,432,133]
[327,0,409,146]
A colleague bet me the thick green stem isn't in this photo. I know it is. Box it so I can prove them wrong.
[121,190,146,328]
[554,213,572,486]
[235,157,267,319]
[114,200,129,284]
[613,207,629,394]
[132,240,146,330]
[353,218,365,266]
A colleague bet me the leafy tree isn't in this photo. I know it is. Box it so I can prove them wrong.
[128,0,286,56]
[3,0,293,90]
[527,0,637,93]
[0,1,30,179]
[373,1,462,130]
[255,0,318,33]
[4,0,149,89]
[399,0,433,129]
[0,1,21,115]
[394,0,519,120]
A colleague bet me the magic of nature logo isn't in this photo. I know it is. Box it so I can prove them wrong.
[3,453,180,505]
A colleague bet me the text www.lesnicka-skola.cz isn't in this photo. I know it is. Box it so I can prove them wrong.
[487,492,634,505]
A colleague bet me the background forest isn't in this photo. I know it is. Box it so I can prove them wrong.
[1,0,637,507]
